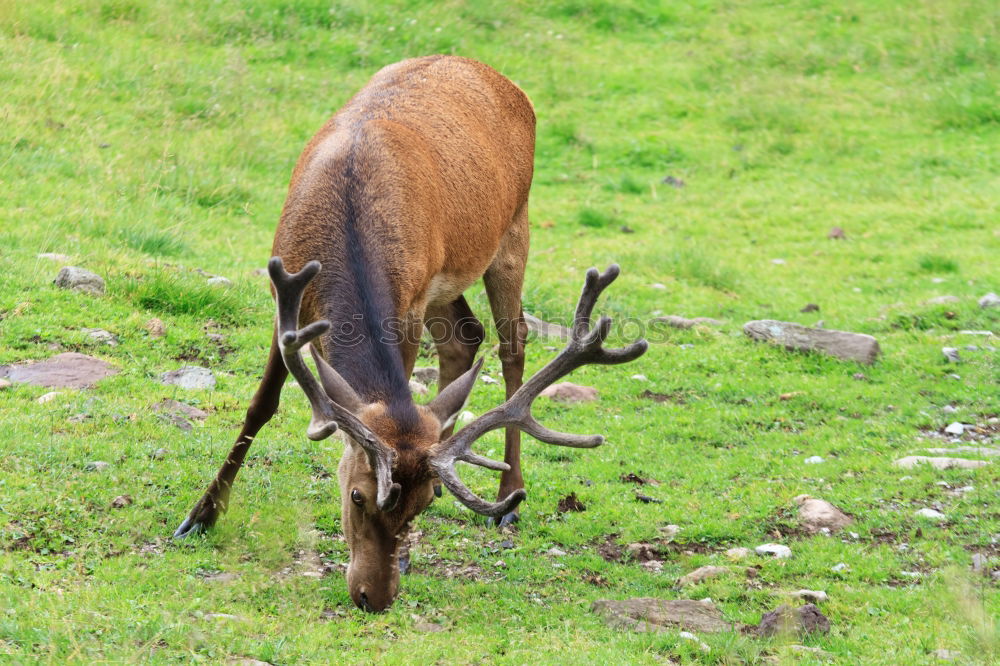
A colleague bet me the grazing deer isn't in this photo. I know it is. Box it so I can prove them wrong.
[173,55,647,612]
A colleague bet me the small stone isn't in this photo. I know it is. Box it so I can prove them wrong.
[111,495,133,508]
[539,382,598,403]
[915,508,946,521]
[631,374,648,381]
[942,347,960,363]
[412,367,439,385]
[978,293,1000,309]
[54,266,105,294]
[145,318,167,338]
[159,366,216,390]
[659,524,680,540]
[206,333,225,343]
[409,380,428,396]
[592,598,731,634]
[894,456,989,470]
[827,227,846,239]
[85,461,110,472]
[790,589,828,603]
[755,544,792,558]
[82,328,118,346]
[678,565,728,587]
[206,276,233,288]
[743,320,880,364]
[924,295,960,305]
[651,283,667,290]
[203,572,239,583]
[414,621,445,633]
[480,375,499,385]
[151,448,168,460]
[971,553,988,572]
[457,410,475,426]
[933,649,961,661]
[37,252,71,262]
[36,391,63,404]
[546,547,567,557]
[771,258,786,265]
[153,399,208,421]
[756,604,830,637]
[796,496,852,533]
[804,456,824,464]
[204,613,241,621]
[946,373,961,380]
[725,547,752,560]
[626,543,660,562]
[944,422,965,435]
[500,539,514,549]
[831,563,848,572]
[493,560,506,569]
[678,631,710,652]
[852,372,867,381]
[942,405,959,414]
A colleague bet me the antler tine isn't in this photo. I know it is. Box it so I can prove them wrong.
[268,256,401,512]
[428,265,648,518]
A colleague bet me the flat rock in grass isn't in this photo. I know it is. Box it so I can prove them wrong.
[524,313,572,341]
[725,547,753,560]
[412,366,438,385]
[0,352,117,389]
[591,598,731,634]
[979,293,1000,309]
[111,495,132,508]
[743,320,880,365]
[85,461,110,472]
[654,315,725,330]
[153,399,208,421]
[54,266,105,294]
[540,382,598,403]
[0,378,10,390]
[894,456,989,470]
[159,366,216,390]
[915,508,946,521]
[755,604,830,637]
[790,589,828,603]
[413,621,446,633]
[226,658,272,666]
[796,495,852,534]
[944,422,965,435]
[206,276,233,288]
[82,328,118,346]
[942,347,960,363]
[678,565,728,587]
[145,318,167,338]
[755,543,792,558]
[37,391,63,404]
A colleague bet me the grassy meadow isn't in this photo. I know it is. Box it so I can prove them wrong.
[1,0,998,662]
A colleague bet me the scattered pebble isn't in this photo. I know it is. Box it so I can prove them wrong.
[725,547,752,560]
[82,328,118,346]
[678,565,728,587]
[914,508,946,521]
[790,589,828,603]
[480,375,499,385]
[36,391,64,404]
[145,318,167,338]
[944,422,965,435]
[651,283,667,290]
[85,461,110,472]
[941,347,960,363]
[412,366,439,385]
[827,227,846,239]
[894,456,988,470]
[539,382,598,403]
[831,563,849,572]
[755,543,792,558]
[408,380,428,396]
[924,295,959,305]
[979,292,1000,309]
[151,448,169,460]
[933,649,961,661]
[771,258,786,265]
[206,276,233,288]
[941,405,959,414]
[630,374,648,381]
[111,495,133,508]
[546,547,567,557]
[678,631,710,652]
[54,266,105,294]
[804,456,824,464]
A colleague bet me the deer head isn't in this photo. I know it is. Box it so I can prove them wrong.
[268,257,646,612]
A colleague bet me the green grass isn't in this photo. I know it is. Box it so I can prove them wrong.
[1,0,999,663]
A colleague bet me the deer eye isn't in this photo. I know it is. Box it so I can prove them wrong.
[350,489,364,506]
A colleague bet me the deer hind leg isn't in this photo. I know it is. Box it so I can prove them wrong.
[483,206,529,527]
[173,328,288,538]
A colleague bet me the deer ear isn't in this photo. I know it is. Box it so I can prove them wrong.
[427,357,484,433]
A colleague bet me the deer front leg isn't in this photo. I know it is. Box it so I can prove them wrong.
[173,330,287,537]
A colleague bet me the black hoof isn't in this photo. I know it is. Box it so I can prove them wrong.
[172,516,207,539]
[490,511,520,528]
[398,554,410,575]
[433,484,442,498]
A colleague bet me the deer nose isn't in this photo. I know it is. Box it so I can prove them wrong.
[358,591,374,613]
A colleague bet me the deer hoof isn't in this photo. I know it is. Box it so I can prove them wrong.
[172,516,208,539]
[398,554,411,575]
[491,511,520,528]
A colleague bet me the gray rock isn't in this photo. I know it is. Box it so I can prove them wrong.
[743,320,880,364]
[153,399,208,421]
[678,631,710,652]
[111,495,133,508]
[894,456,989,470]
[831,563,849,572]
[414,621,445,633]
[725,547,752,560]
[790,589,828,603]
[933,649,961,661]
[944,422,965,435]
[207,276,233,288]
[0,352,118,388]
[804,456,824,464]
[926,446,1000,457]
[942,347,960,363]
[971,553,988,573]
[827,227,846,239]
[539,382,598,403]
[54,266,105,294]
[0,378,11,390]
[524,313,573,341]
[755,604,830,637]
[591,598,731,634]
[979,293,1000,309]
[942,405,959,414]
[82,328,118,346]
[159,366,216,390]
[409,380,428,396]
[755,543,792,558]
[678,565,728,587]
[85,461,110,472]
[546,547,567,557]
[654,315,725,330]
[915,508,946,521]
[145,318,167,338]
[796,495,852,533]
[412,367,439,385]
[36,391,63,404]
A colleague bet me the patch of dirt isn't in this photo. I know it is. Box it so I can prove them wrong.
[557,492,586,513]
[581,570,610,587]
[619,472,660,486]
[595,535,624,563]
[640,389,687,404]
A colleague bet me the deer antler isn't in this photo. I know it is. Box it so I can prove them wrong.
[428,265,648,518]
[269,257,401,512]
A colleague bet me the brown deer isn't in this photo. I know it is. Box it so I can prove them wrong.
[173,55,647,612]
